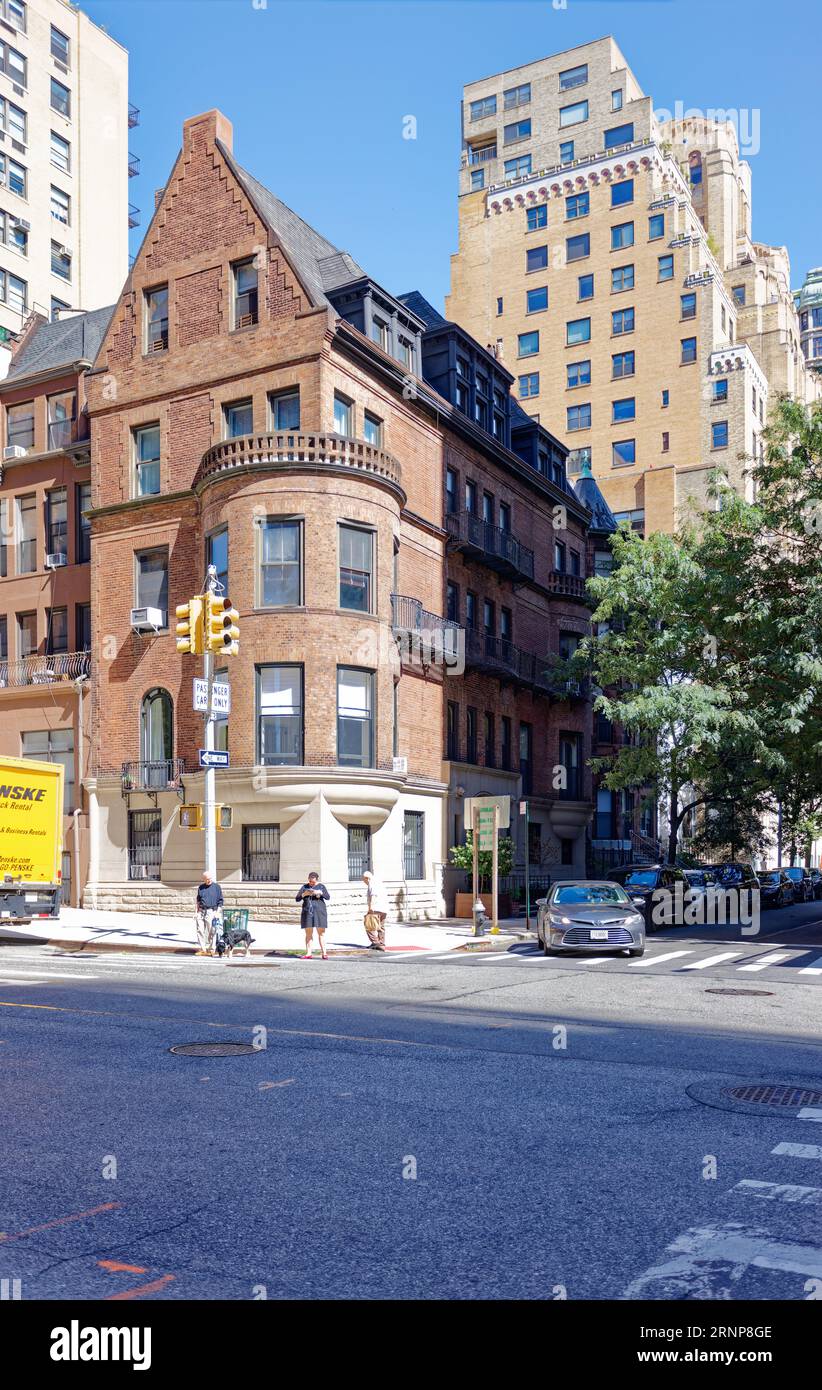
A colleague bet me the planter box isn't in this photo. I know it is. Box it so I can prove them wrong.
[454,890,513,919]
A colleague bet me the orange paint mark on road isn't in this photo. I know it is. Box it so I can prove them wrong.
[107,1274,175,1300]
[0,1201,121,1243]
[98,1260,147,1274]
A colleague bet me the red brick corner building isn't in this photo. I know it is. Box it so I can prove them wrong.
[83,110,595,919]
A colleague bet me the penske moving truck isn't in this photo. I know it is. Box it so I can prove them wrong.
[0,755,65,922]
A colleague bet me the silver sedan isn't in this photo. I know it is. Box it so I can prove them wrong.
[536,880,646,957]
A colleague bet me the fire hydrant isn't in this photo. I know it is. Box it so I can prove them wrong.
[472,898,489,937]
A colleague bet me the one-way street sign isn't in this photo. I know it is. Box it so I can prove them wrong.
[198,749,229,769]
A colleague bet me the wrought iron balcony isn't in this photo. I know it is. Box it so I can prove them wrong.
[128,152,140,177]
[464,631,589,699]
[198,432,402,493]
[446,510,535,582]
[0,651,90,689]
[466,144,497,166]
[391,594,462,668]
[121,759,186,794]
[128,203,140,228]
[546,570,589,601]
[128,103,140,128]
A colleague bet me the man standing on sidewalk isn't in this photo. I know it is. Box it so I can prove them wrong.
[195,872,224,956]
[362,870,389,952]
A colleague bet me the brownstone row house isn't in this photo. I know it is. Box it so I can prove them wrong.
[0,306,111,905]
[53,107,606,920]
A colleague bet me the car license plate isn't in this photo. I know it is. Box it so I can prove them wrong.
[591,929,608,940]
[25,892,39,903]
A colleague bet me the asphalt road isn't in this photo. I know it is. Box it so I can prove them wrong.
[1,899,822,1302]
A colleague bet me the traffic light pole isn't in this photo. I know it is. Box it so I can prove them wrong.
[203,568,217,880]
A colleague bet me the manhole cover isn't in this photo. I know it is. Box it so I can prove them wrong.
[169,1042,258,1057]
[722,1084,822,1108]
[705,988,773,997]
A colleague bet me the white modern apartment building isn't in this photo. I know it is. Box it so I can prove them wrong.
[0,0,132,373]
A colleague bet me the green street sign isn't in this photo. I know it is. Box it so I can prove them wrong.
[477,807,495,851]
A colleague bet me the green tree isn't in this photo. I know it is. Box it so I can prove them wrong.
[449,832,514,892]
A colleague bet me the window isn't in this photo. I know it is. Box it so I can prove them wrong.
[446,581,459,623]
[612,398,636,422]
[504,83,530,109]
[347,825,371,879]
[76,603,90,652]
[612,307,634,335]
[689,152,703,186]
[567,359,591,389]
[559,140,575,165]
[566,317,591,345]
[499,504,511,534]
[559,99,589,129]
[711,379,727,402]
[566,232,590,262]
[51,24,70,64]
[649,212,665,240]
[661,389,669,408]
[611,222,633,250]
[466,707,477,763]
[0,39,26,85]
[206,527,228,594]
[50,130,70,173]
[46,486,67,558]
[611,179,633,207]
[0,97,26,142]
[242,825,280,881]
[23,730,75,813]
[503,118,531,145]
[445,467,458,514]
[339,524,373,612]
[337,667,374,768]
[526,204,547,231]
[50,78,70,118]
[232,258,258,327]
[17,609,36,656]
[566,447,590,475]
[371,315,389,350]
[661,432,669,452]
[604,122,634,149]
[612,439,636,467]
[504,154,531,178]
[712,421,728,449]
[51,297,69,322]
[680,292,696,320]
[526,244,548,273]
[482,598,495,637]
[554,540,566,571]
[128,810,161,881]
[0,268,27,314]
[611,264,634,292]
[140,689,173,778]
[567,403,591,431]
[732,285,746,307]
[76,483,91,564]
[270,388,300,431]
[135,549,168,615]
[50,185,70,227]
[465,479,477,514]
[51,242,71,281]
[612,350,634,379]
[333,393,353,436]
[257,664,303,764]
[518,330,539,357]
[259,518,301,606]
[223,399,252,438]
[470,168,484,191]
[469,95,496,121]
[527,286,548,313]
[611,89,623,112]
[519,372,539,399]
[559,64,588,91]
[16,493,36,572]
[482,493,494,526]
[566,191,589,219]
[681,336,697,364]
[446,701,459,759]
[144,285,168,352]
[658,254,674,281]
[1,211,26,254]
[46,606,68,655]
[360,410,382,448]
[403,811,424,879]
[134,425,161,496]
[519,722,532,794]
[0,153,24,201]
[559,732,582,799]
[501,716,512,771]
[483,712,495,767]
[578,273,594,300]
[7,400,33,450]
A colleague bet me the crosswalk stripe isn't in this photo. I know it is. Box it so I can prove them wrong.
[679,952,742,970]
[628,950,692,968]
[798,1109,822,1123]
[772,1142,822,1160]
[798,956,822,976]
[731,1179,822,1205]
[737,952,790,972]
[0,969,99,980]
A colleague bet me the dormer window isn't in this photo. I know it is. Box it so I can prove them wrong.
[371,315,389,350]
[397,336,413,370]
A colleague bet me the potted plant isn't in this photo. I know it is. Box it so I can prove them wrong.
[450,832,515,918]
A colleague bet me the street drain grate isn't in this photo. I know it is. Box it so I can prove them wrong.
[705,988,773,997]
[721,1084,822,1108]
[169,1042,258,1057]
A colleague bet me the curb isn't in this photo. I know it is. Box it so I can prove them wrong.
[0,932,476,959]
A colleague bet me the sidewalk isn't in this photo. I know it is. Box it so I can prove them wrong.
[0,906,525,957]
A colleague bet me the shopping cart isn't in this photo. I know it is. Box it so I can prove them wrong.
[216,908,254,958]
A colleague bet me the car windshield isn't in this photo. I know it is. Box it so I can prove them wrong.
[683,871,703,884]
[784,869,803,880]
[552,884,630,905]
[621,871,657,886]
[714,867,742,883]
[759,872,780,884]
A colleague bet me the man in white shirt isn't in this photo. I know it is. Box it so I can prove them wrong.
[362,870,389,951]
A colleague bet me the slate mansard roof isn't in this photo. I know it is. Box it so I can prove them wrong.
[5,305,116,384]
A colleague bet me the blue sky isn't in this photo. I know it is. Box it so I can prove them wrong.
[89,0,821,309]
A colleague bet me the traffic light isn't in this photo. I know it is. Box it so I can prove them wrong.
[205,594,240,656]
[175,596,204,655]
[215,805,233,830]
[178,804,202,830]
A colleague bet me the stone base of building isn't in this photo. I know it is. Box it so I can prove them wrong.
[84,879,446,924]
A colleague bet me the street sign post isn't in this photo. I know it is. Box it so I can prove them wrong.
[520,798,531,930]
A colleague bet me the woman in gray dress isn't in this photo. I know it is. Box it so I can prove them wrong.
[296,872,330,959]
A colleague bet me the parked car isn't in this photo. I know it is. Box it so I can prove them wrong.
[757,869,796,909]
[809,868,822,901]
[606,864,689,932]
[782,866,815,903]
[537,880,645,957]
[706,863,760,895]
[682,868,717,898]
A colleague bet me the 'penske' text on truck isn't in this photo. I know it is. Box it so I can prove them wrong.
[0,755,65,922]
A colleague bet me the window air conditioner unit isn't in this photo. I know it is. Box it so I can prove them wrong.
[130,606,165,633]
[237,312,255,329]
[45,552,67,569]
[11,216,30,230]
[3,445,26,460]
[392,756,408,775]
